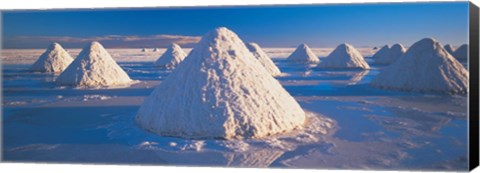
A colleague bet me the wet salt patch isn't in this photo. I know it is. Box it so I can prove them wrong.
[3,101,29,106]
[82,95,114,101]
[10,144,60,152]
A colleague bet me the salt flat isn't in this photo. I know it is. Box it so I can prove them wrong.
[1,48,468,170]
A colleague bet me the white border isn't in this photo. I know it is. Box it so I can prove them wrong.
[0,0,479,173]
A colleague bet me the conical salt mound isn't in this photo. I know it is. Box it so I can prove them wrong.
[246,42,281,76]
[136,27,306,139]
[30,42,74,73]
[444,44,455,54]
[56,41,133,87]
[372,45,390,59]
[154,43,187,69]
[452,44,468,61]
[153,48,159,52]
[317,43,370,69]
[287,44,319,63]
[375,43,406,64]
[371,38,468,94]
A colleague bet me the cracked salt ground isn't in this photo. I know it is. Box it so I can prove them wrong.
[1,48,468,171]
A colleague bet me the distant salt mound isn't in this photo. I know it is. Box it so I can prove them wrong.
[371,38,468,94]
[56,41,133,87]
[444,44,455,54]
[287,44,320,63]
[375,44,406,64]
[154,43,187,69]
[317,43,370,69]
[153,48,159,52]
[452,44,468,61]
[246,42,281,76]
[30,42,74,73]
[372,45,390,59]
[136,27,306,139]
[141,48,148,52]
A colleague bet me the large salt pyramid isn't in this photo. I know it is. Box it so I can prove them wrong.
[154,43,187,69]
[452,44,468,61]
[372,45,390,59]
[371,38,468,94]
[375,43,406,64]
[136,27,306,139]
[317,43,370,69]
[287,44,320,63]
[30,42,74,73]
[56,41,133,87]
[444,44,455,54]
[245,42,281,76]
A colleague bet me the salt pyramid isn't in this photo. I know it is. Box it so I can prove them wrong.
[245,42,281,76]
[452,44,468,61]
[317,43,370,69]
[371,38,468,94]
[287,44,320,63]
[56,41,133,87]
[30,42,74,73]
[136,27,306,139]
[141,48,148,52]
[375,43,406,64]
[154,43,187,69]
[372,45,390,59]
[153,48,159,52]
[444,44,455,54]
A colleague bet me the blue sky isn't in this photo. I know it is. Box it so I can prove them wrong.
[1,2,469,48]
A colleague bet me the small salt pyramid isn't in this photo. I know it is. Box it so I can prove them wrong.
[372,45,390,59]
[154,43,187,69]
[444,44,455,54]
[287,43,320,63]
[452,44,468,61]
[136,27,306,139]
[375,43,406,64]
[56,41,133,87]
[141,48,148,52]
[30,42,73,73]
[153,48,159,52]
[246,42,281,76]
[317,43,370,69]
[371,38,468,94]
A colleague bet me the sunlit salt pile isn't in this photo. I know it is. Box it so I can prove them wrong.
[372,45,390,59]
[246,42,281,76]
[444,44,455,54]
[371,38,468,94]
[154,43,187,69]
[287,43,320,63]
[141,48,148,52]
[317,43,370,69]
[56,41,133,87]
[136,27,306,139]
[375,43,406,64]
[30,42,74,73]
[452,44,468,61]
[153,48,159,52]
